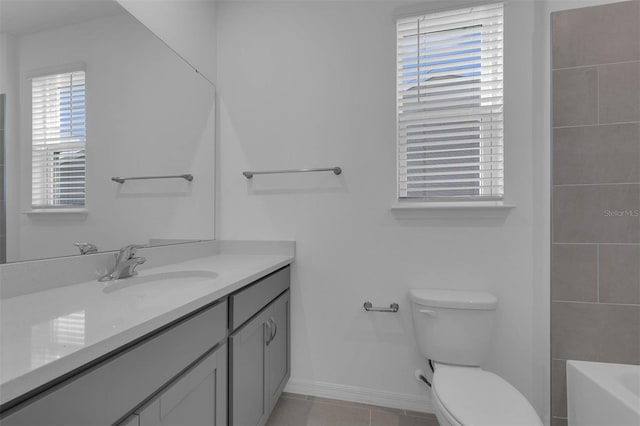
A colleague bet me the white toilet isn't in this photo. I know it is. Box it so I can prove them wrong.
[409,289,542,426]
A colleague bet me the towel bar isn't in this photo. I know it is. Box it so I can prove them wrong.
[242,167,342,179]
[363,302,399,312]
[111,174,193,183]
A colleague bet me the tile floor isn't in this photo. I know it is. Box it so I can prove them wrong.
[266,393,440,426]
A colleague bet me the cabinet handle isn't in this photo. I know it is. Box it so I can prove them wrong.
[265,320,272,345]
[271,318,278,342]
[265,318,278,346]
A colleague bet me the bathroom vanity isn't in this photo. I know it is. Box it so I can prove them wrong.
[0,242,293,426]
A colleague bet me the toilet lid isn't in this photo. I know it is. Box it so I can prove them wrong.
[432,367,542,426]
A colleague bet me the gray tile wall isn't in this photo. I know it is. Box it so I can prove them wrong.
[0,93,5,264]
[551,1,640,424]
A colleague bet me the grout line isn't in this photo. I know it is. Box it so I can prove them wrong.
[282,393,308,401]
[596,244,600,303]
[596,65,600,125]
[553,242,640,246]
[288,393,438,422]
[554,182,640,187]
[552,59,640,71]
[551,300,640,307]
[310,397,377,413]
[553,120,640,129]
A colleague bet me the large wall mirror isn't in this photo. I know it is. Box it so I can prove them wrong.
[0,0,215,263]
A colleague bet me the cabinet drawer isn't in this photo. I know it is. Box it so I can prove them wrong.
[230,267,290,331]
[2,300,227,426]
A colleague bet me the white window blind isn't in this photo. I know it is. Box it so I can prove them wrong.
[31,70,86,208]
[397,3,503,200]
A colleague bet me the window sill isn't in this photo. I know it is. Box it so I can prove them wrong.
[391,200,514,219]
[23,209,89,216]
[392,200,515,211]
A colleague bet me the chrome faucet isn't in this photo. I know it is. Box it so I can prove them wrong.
[99,244,146,282]
[74,242,98,255]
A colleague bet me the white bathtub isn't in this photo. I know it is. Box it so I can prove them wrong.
[567,360,640,426]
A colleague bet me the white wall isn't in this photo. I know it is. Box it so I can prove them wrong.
[0,34,6,94]
[1,33,20,262]
[7,12,215,261]
[530,0,551,418]
[216,0,546,415]
[116,0,216,83]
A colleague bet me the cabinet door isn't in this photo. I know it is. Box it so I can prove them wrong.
[266,290,290,413]
[138,343,227,426]
[230,308,271,426]
[136,400,160,426]
[118,414,140,426]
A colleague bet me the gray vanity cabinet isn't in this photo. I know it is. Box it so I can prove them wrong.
[120,415,140,426]
[266,291,290,413]
[229,267,290,426]
[135,343,227,426]
[0,265,291,426]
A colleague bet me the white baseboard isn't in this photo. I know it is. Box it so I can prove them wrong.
[284,378,435,414]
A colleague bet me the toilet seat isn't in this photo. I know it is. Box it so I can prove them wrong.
[431,387,462,426]
[432,366,543,426]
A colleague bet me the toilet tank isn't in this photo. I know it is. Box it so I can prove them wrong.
[409,289,498,366]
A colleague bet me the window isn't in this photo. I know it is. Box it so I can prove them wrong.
[31,70,86,208]
[396,4,503,200]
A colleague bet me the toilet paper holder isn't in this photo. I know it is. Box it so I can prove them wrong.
[363,301,399,312]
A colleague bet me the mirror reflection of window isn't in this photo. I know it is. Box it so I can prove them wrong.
[31,70,86,209]
[30,310,86,369]
[1,1,215,264]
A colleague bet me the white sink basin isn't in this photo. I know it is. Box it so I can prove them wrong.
[567,360,640,426]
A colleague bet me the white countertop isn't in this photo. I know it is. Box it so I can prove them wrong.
[0,253,293,406]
